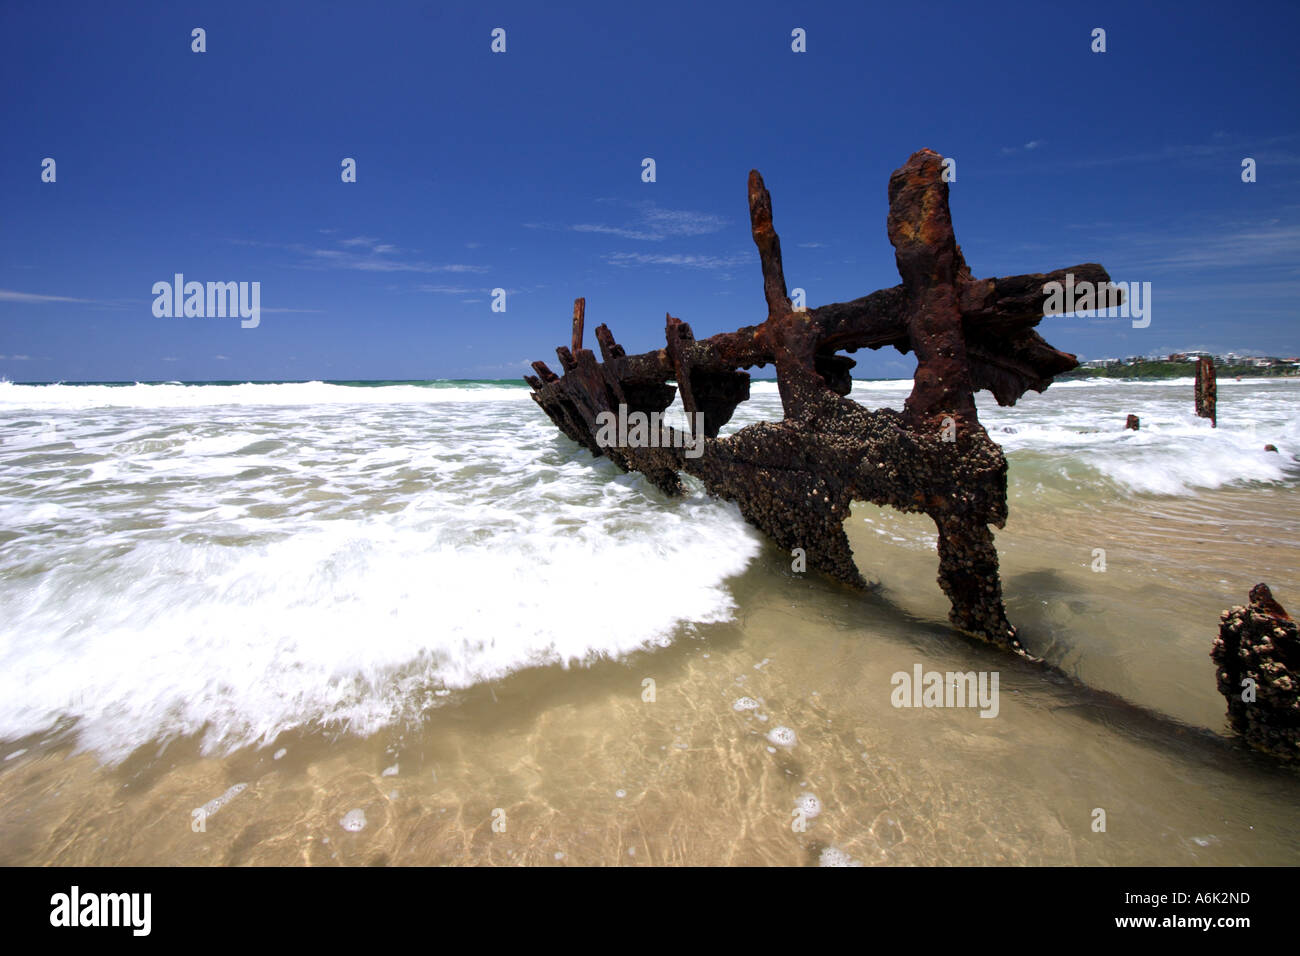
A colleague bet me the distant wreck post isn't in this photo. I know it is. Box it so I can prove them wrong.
[1195,355,1217,427]
[1213,584,1299,759]
[525,149,1119,656]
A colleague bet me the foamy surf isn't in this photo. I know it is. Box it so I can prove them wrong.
[976,380,1299,495]
[0,377,1295,763]
[0,379,531,410]
[0,386,762,762]
[734,377,1299,496]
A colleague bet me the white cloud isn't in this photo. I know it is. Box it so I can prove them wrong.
[228,236,488,276]
[1119,223,1300,272]
[0,289,94,304]
[418,284,478,295]
[572,223,660,240]
[565,201,728,242]
[1000,140,1045,155]
[604,251,748,270]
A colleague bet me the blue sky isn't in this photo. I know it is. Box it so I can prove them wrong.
[2,0,1297,382]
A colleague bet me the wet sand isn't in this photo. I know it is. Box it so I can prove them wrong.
[3,483,1297,866]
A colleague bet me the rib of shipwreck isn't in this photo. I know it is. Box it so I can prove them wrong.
[525,149,1117,658]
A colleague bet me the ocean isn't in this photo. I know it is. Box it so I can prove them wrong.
[0,376,1297,865]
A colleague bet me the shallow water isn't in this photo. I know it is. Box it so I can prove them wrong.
[0,377,1297,865]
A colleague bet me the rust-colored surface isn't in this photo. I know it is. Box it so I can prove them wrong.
[1195,356,1217,427]
[1213,584,1299,759]
[526,150,1116,655]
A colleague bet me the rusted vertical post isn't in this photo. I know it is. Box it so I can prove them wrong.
[571,297,586,355]
[1195,356,1217,427]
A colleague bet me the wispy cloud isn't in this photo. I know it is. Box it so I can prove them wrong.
[604,251,749,271]
[417,284,478,295]
[1117,222,1300,273]
[417,283,524,298]
[304,248,486,274]
[228,236,488,275]
[636,205,728,236]
[1000,140,1046,155]
[572,223,661,240]
[540,201,729,243]
[1060,134,1300,170]
[0,289,95,304]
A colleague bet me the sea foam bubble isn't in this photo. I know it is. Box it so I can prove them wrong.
[766,726,797,748]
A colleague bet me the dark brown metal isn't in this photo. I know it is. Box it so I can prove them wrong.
[1213,584,1299,759]
[1195,356,1218,427]
[570,297,585,355]
[525,149,1116,656]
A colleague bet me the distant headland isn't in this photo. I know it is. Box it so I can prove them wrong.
[1063,352,1300,380]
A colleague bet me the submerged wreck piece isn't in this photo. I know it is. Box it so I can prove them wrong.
[1212,584,1299,759]
[1195,356,1217,427]
[526,150,1118,656]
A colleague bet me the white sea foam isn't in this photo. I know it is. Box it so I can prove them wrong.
[976,380,1298,495]
[340,809,367,832]
[819,846,863,867]
[0,386,763,762]
[0,378,1294,762]
[795,792,822,818]
[0,380,531,410]
[199,782,247,819]
[733,378,1299,496]
[767,726,797,747]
